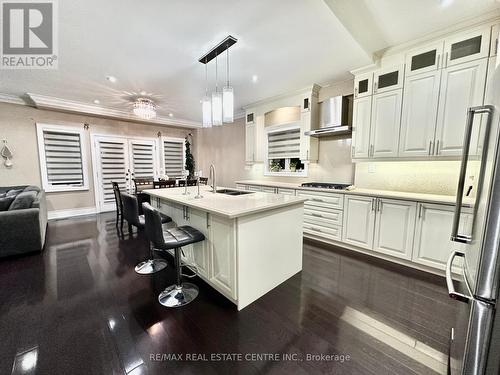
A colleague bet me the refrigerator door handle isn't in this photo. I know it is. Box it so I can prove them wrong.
[451,105,494,244]
[446,250,473,303]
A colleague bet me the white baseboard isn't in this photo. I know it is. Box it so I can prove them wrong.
[48,207,97,220]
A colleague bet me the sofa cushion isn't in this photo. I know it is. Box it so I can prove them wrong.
[8,191,38,210]
[0,196,15,211]
[23,185,41,193]
[6,189,24,197]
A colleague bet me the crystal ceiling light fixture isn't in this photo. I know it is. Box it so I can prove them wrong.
[199,35,237,127]
[133,98,157,120]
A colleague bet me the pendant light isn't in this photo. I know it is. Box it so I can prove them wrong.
[211,53,223,126]
[202,62,212,127]
[223,44,234,123]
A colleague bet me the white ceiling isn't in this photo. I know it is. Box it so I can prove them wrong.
[0,0,371,124]
[324,0,500,54]
[1,0,499,125]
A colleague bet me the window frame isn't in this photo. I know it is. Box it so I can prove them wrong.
[161,136,186,179]
[264,123,308,177]
[36,123,89,193]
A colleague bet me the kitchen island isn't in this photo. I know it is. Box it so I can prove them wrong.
[144,185,306,310]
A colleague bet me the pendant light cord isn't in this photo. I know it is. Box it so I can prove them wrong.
[204,63,208,96]
[226,44,230,87]
[215,52,218,92]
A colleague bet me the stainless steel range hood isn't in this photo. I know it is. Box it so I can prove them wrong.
[305,95,352,137]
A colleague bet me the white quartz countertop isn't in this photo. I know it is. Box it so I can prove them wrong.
[235,180,471,206]
[143,186,307,219]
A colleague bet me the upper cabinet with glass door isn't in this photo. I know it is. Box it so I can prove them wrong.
[354,72,374,99]
[443,26,491,67]
[405,41,445,77]
[373,64,405,94]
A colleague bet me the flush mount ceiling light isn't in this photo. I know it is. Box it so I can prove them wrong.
[106,75,117,83]
[133,98,157,120]
[199,35,237,127]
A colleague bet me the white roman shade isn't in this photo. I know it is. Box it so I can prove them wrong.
[267,127,301,159]
[97,140,127,204]
[130,141,155,178]
[163,140,184,178]
[37,124,88,192]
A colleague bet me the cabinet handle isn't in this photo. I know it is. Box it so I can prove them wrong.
[311,198,324,202]
[311,213,323,218]
[428,141,433,155]
[437,54,441,69]
[435,140,440,155]
[370,144,374,158]
[496,38,499,56]
[206,212,210,228]
[371,198,375,211]
[444,51,449,68]
[374,81,378,93]
[354,87,358,98]
[418,204,423,219]
[306,150,309,160]
[311,227,322,233]
[378,198,382,213]
[351,146,355,158]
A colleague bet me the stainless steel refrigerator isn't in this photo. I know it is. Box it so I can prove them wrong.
[447,61,500,375]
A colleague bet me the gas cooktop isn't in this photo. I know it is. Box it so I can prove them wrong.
[301,182,351,190]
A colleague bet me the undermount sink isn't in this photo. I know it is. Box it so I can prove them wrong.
[216,189,254,196]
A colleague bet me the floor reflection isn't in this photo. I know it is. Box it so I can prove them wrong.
[0,213,462,375]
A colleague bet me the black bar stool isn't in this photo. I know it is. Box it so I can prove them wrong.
[142,203,205,307]
[121,193,172,275]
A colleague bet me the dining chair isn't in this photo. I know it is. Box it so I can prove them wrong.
[187,179,197,187]
[112,181,124,232]
[133,178,154,193]
[154,180,176,189]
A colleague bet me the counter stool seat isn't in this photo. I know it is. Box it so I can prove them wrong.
[142,203,205,307]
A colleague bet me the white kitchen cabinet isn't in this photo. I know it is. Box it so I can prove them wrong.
[352,96,372,158]
[435,58,488,156]
[235,183,248,190]
[405,41,445,76]
[277,187,295,195]
[209,215,237,299]
[342,195,376,250]
[373,64,405,94]
[354,71,374,99]
[443,26,491,67]
[187,209,210,278]
[299,103,319,163]
[491,24,499,58]
[248,185,262,192]
[262,186,277,194]
[399,70,441,157]
[245,124,255,163]
[412,203,471,272]
[372,198,417,260]
[370,89,402,158]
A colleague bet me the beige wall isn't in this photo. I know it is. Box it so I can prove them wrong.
[0,102,192,212]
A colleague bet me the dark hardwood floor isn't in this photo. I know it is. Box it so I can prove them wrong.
[0,213,465,375]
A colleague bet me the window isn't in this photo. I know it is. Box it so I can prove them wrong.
[265,125,307,177]
[162,138,185,178]
[36,123,89,192]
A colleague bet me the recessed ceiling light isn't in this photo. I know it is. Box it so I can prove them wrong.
[439,0,453,7]
[93,99,100,104]
[252,75,258,83]
[168,113,174,117]
[140,90,147,96]
[106,76,117,83]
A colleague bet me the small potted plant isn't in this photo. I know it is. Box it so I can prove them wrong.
[289,160,297,172]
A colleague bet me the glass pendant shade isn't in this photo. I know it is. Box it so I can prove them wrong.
[222,86,234,123]
[211,90,223,126]
[202,95,212,127]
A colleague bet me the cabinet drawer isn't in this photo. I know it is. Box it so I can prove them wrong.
[235,184,248,190]
[303,222,341,241]
[297,191,344,209]
[262,186,277,193]
[248,185,263,192]
[278,188,296,195]
[304,208,343,226]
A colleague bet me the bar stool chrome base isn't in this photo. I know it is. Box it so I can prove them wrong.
[134,259,167,275]
[158,283,199,307]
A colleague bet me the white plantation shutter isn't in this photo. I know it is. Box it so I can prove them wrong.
[37,125,88,192]
[163,140,184,178]
[98,140,127,205]
[130,141,155,178]
[267,127,301,159]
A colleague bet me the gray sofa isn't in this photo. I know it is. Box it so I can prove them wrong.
[0,185,48,258]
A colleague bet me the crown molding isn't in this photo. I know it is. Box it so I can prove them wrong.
[242,84,321,110]
[0,93,28,106]
[24,93,201,129]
